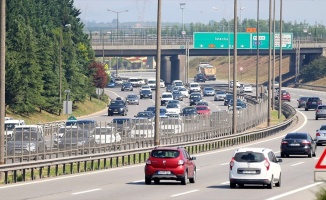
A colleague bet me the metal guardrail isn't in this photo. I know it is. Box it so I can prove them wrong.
[288,83,326,92]
[0,102,296,184]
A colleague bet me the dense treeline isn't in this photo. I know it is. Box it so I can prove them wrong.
[5,0,103,115]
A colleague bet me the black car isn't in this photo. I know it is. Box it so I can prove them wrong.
[140,89,153,99]
[172,91,183,101]
[181,106,198,122]
[166,85,173,92]
[134,111,155,121]
[108,100,128,116]
[194,73,206,82]
[280,132,317,158]
[304,97,322,111]
[111,118,132,136]
[189,92,202,106]
[224,94,234,106]
[121,82,133,91]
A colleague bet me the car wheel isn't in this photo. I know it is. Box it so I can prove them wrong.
[305,108,308,111]
[308,151,312,158]
[317,142,320,146]
[275,174,281,187]
[267,176,274,189]
[189,170,196,183]
[238,184,244,188]
[313,150,317,157]
[316,116,318,120]
[230,183,236,188]
[280,153,285,158]
[154,179,160,184]
[145,177,151,185]
[181,171,188,185]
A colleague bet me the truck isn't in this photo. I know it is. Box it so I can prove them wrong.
[198,62,217,81]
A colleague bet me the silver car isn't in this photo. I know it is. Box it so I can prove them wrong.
[125,94,139,105]
[214,90,227,101]
[316,105,326,120]
[316,124,326,146]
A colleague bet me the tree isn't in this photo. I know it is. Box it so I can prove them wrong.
[88,61,108,88]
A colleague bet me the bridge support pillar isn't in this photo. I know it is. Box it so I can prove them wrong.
[161,56,172,84]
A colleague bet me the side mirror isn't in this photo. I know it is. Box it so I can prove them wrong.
[190,156,196,160]
[277,158,283,163]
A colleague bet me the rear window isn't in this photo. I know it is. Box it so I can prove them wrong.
[285,133,308,140]
[151,150,180,158]
[308,97,320,102]
[234,152,265,162]
[320,125,326,131]
[317,106,326,109]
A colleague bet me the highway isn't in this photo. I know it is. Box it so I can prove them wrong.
[1,79,326,200]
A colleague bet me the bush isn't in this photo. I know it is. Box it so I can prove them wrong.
[316,187,326,200]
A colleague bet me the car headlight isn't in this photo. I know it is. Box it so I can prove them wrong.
[120,108,124,111]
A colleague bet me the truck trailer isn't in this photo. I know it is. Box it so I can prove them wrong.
[198,62,217,81]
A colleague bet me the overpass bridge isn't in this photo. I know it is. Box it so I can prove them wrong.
[90,34,326,83]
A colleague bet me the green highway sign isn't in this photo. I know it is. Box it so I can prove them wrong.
[193,32,293,50]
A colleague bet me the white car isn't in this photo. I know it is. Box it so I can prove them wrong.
[172,80,183,87]
[316,124,326,146]
[189,82,201,94]
[160,79,165,88]
[147,79,156,90]
[240,84,253,93]
[167,100,181,110]
[166,103,181,115]
[178,87,189,98]
[160,117,184,134]
[92,127,116,144]
[139,85,151,93]
[129,123,154,138]
[229,148,282,189]
[161,92,173,106]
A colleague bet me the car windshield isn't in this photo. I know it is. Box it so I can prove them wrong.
[234,152,265,162]
[133,124,152,130]
[146,107,155,112]
[183,108,196,114]
[179,88,186,91]
[167,104,178,108]
[94,128,115,135]
[136,112,151,117]
[204,87,214,91]
[148,80,156,84]
[124,83,132,86]
[190,84,199,87]
[64,131,89,138]
[172,91,181,95]
[151,150,180,158]
[285,133,308,140]
[142,90,151,94]
[162,94,172,98]
[216,91,226,94]
[127,95,137,98]
[4,123,17,131]
[110,101,125,106]
[11,132,38,141]
[174,82,183,86]
[168,100,179,105]
[196,106,208,110]
[112,118,130,124]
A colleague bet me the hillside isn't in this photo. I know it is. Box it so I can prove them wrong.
[189,55,291,85]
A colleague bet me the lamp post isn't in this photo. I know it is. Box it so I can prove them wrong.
[107,9,128,77]
[212,6,231,91]
[239,5,246,32]
[59,24,71,104]
[179,3,186,36]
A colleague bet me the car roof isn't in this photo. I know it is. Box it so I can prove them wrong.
[5,119,24,123]
[234,147,272,153]
[152,146,185,151]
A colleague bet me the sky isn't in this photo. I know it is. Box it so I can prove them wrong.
[73,0,325,26]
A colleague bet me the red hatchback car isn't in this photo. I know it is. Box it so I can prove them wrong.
[144,146,196,185]
[281,92,291,102]
[195,105,211,115]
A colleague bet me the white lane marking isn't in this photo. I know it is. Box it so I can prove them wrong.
[291,162,304,166]
[315,157,320,160]
[196,109,308,157]
[220,163,229,166]
[171,190,199,198]
[221,181,230,185]
[274,151,280,154]
[72,188,101,195]
[265,182,323,200]
[131,180,144,183]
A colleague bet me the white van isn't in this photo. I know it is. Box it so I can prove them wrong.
[4,119,26,138]
[147,79,156,90]
[128,77,145,87]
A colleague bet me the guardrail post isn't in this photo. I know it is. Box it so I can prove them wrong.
[4,171,8,184]
[97,159,101,170]
[55,164,58,176]
[13,170,17,183]
[31,168,34,180]
[84,161,87,172]
[70,163,73,174]
[47,166,50,178]
[39,167,43,179]
[77,162,80,172]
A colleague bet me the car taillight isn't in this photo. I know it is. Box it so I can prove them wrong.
[302,140,311,145]
[281,140,288,144]
[264,158,270,171]
[178,160,185,165]
[146,159,151,165]
[316,132,321,136]
[230,157,235,170]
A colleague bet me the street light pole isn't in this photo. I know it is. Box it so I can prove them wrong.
[212,7,231,91]
[179,3,186,35]
[59,24,71,105]
[256,0,260,100]
[107,9,128,77]
[239,5,246,32]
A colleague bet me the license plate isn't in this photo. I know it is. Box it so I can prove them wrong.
[242,170,256,174]
[113,111,118,113]
[312,102,317,104]
[158,171,171,175]
[290,143,300,146]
